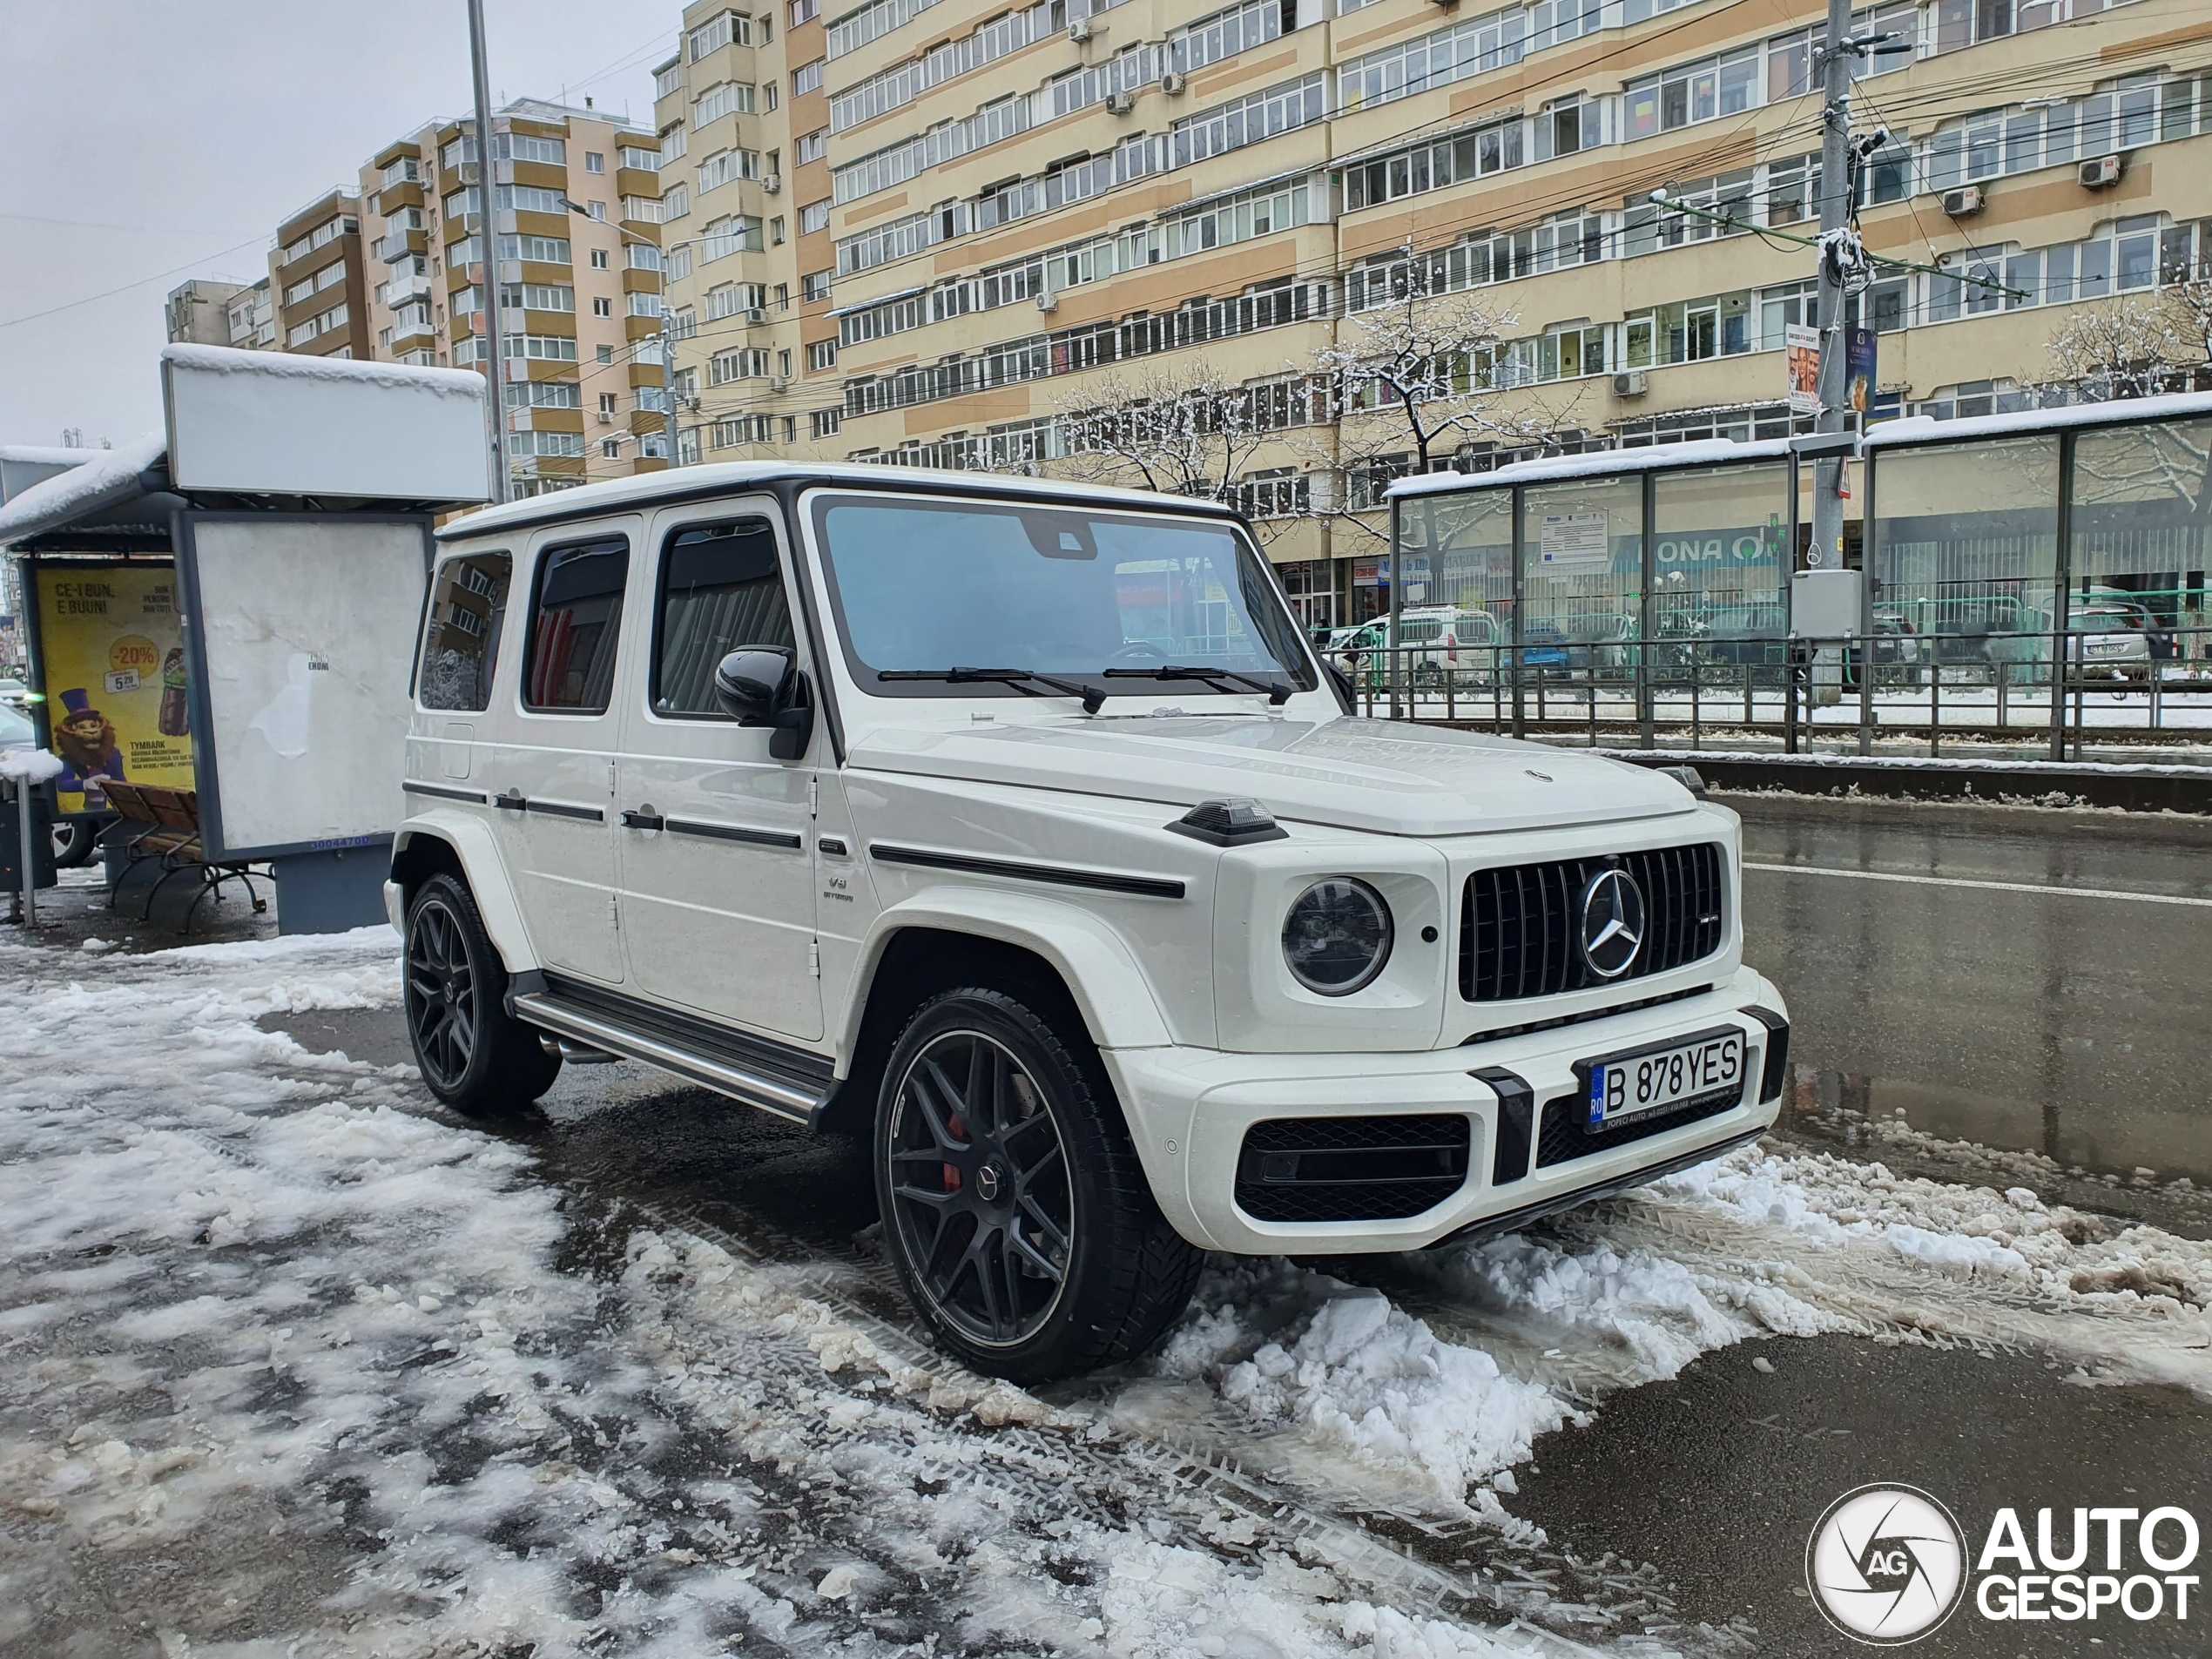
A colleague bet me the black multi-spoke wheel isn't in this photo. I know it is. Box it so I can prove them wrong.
[886,1029,1076,1349]
[873,988,1203,1382]
[403,873,559,1117]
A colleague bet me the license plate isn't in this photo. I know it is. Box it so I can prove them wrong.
[1578,1027,1745,1130]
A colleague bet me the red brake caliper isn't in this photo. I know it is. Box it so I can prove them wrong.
[944,1113,967,1192]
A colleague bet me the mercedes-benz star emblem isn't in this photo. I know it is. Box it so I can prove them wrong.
[1578,867,1646,980]
[975,1164,1001,1203]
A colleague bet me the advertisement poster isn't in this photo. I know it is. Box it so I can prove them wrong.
[34,563,195,814]
[1785,323,1821,415]
[1845,325,1878,416]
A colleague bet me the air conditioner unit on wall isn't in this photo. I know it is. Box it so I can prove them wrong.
[745,307,766,323]
[762,172,781,194]
[769,374,788,392]
[1161,71,1186,95]
[2080,154,2122,188]
[1035,292,1058,313]
[1067,17,1091,42]
[1104,90,1136,115]
[1940,185,1984,217]
[1613,371,1648,397]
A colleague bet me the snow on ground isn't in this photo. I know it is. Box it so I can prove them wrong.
[5,929,2212,1656]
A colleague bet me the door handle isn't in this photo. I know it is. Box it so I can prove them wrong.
[620,806,665,831]
[493,790,528,812]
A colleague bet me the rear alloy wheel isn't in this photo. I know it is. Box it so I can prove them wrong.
[404,873,560,1117]
[876,988,1201,1382]
[51,817,98,868]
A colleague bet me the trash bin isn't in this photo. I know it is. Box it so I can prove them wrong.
[3,779,59,898]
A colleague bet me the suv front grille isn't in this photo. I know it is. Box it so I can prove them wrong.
[1460,843,1725,1002]
[1235,1115,1472,1223]
[1535,1085,1741,1169]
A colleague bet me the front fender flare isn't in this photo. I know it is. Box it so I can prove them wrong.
[390,812,538,977]
[841,887,1180,1058]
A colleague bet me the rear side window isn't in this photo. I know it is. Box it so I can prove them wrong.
[524,536,629,712]
[418,550,511,711]
[652,518,795,717]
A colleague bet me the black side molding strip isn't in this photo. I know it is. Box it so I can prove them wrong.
[666,818,805,850]
[869,843,1185,900]
[403,781,488,806]
[528,799,605,823]
[1471,1067,1535,1187]
[1433,1126,1767,1249]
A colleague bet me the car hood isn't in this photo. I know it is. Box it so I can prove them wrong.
[846,712,1696,837]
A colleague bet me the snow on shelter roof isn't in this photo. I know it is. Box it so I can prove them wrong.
[159,342,487,401]
[1860,388,2212,450]
[0,435,168,548]
[437,461,1241,542]
[1385,437,1795,502]
[0,445,105,469]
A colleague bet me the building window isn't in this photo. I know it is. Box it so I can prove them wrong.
[792,0,819,23]
[801,199,830,234]
[765,81,779,111]
[586,152,605,174]
[803,270,833,301]
[771,216,786,245]
[664,183,691,220]
[599,393,619,415]
[590,248,610,269]
[798,128,827,165]
[810,408,840,440]
[807,339,837,371]
[794,59,825,97]
[604,437,622,460]
[597,344,615,364]
[593,295,613,316]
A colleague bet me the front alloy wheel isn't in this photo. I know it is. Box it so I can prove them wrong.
[885,1028,1075,1348]
[406,892,477,1094]
[873,988,1202,1382]
[403,873,560,1117]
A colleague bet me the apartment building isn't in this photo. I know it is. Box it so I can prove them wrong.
[652,5,832,462]
[353,98,670,495]
[630,0,2190,623]
[164,280,247,346]
[268,192,371,360]
[225,279,275,350]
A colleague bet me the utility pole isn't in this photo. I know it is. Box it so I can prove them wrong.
[467,0,512,503]
[1810,0,1854,576]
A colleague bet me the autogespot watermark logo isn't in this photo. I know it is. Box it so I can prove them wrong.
[1807,1486,1968,1644]
[1807,1486,2203,1644]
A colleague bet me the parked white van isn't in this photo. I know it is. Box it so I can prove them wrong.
[392,463,1788,1381]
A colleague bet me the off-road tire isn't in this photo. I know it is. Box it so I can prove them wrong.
[404,873,561,1117]
[874,987,1202,1383]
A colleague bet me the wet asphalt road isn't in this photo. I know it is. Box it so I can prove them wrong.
[1735,795,2212,1226]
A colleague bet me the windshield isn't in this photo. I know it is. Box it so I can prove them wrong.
[810,493,1315,698]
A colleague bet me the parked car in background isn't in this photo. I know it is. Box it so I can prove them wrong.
[1327,607,1502,690]
[0,677,30,707]
[2066,600,2157,678]
[1523,612,1636,678]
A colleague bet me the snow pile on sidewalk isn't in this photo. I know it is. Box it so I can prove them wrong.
[0,929,1586,1659]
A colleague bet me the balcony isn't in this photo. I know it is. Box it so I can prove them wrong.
[382,270,433,308]
[375,226,428,262]
[388,309,438,349]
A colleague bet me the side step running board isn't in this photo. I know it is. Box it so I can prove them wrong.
[512,990,826,1126]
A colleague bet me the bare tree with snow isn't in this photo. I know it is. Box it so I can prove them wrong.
[1049,361,1286,530]
[2041,298,2186,402]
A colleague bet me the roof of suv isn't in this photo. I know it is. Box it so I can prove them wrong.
[435,460,1242,543]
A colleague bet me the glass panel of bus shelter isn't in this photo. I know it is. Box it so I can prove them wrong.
[2068,417,2212,661]
[1401,485,1513,664]
[1649,462,1791,668]
[1871,435,2059,675]
[1521,476,1643,678]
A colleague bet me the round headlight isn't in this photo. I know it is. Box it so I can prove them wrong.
[1282,878,1393,995]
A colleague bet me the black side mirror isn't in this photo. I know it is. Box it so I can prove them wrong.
[713,646,815,760]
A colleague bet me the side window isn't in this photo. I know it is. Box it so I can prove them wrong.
[523,536,630,712]
[417,550,511,711]
[651,517,795,717]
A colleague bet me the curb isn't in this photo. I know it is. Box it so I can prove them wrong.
[1602,751,2212,813]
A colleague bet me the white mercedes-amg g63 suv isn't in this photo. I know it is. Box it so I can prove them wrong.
[390,463,1788,1381]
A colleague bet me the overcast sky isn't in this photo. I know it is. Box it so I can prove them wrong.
[0,1,665,448]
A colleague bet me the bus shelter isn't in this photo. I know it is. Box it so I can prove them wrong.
[0,346,491,932]
[1862,390,2212,758]
[1385,441,1799,743]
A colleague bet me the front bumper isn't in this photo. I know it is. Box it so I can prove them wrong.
[1103,966,1786,1254]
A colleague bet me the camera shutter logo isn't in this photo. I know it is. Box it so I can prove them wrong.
[1578,866,1646,979]
[1806,1485,1968,1644]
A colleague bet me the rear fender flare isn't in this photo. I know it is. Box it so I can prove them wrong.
[390,813,538,976]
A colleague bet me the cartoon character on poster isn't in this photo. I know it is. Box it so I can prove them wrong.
[52,688,126,807]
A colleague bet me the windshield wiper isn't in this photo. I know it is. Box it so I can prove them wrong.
[879,666,1105,715]
[1101,664,1295,705]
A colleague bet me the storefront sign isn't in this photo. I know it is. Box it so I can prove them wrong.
[34,564,195,814]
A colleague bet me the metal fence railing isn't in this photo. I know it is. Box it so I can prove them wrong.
[1327,622,2212,762]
